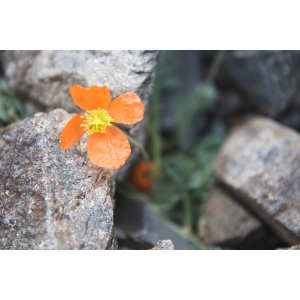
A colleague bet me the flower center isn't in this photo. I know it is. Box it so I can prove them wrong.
[80,108,114,135]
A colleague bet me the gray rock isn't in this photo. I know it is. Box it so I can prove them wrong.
[1,50,157,112]
[0,109,117,249]
[215,117,300,246]
[203,186,283,249]
[114,194,197,250]
[1,50,158,179]
[151,240,174,250]
[222,51,300,117]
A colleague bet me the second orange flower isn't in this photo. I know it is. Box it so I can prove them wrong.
[59,85,144,169]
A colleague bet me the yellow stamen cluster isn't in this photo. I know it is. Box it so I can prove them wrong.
[80,108,114,135]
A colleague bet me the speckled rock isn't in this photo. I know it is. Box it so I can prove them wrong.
[203,186,283,249]
[151,240,174,250]
[1,50,158,179]
[0,109,117,250]
[1,50,157,112]
[222,51,300,117]
[215,117,300,246]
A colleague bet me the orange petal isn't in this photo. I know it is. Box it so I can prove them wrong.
[59,114,86,150]
[87,125,131,169]
[69,85,111,111]
[106,93,144,125]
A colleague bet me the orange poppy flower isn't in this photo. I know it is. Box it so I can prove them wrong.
[59,85,144,169]
[130,161,155,192]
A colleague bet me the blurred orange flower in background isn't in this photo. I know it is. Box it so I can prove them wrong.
[130,161,155,192]
[59,85,144,169]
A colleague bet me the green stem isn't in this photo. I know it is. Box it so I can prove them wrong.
[124,133,150,162]
[177,50,226,148]
[180,183,192,231]
[150,75,162,176]
[124,132,155,185]
[206,50,225,83]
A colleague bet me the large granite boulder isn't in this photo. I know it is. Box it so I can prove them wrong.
[1,50,158,179]
[222,51,300,117]
[215,117,300,246]
[0,109,117,249]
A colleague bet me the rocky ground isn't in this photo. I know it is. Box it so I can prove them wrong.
[0,50,175,250]
[1,50,300,250]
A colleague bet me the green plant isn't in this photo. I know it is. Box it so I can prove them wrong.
[0,80,26,127]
